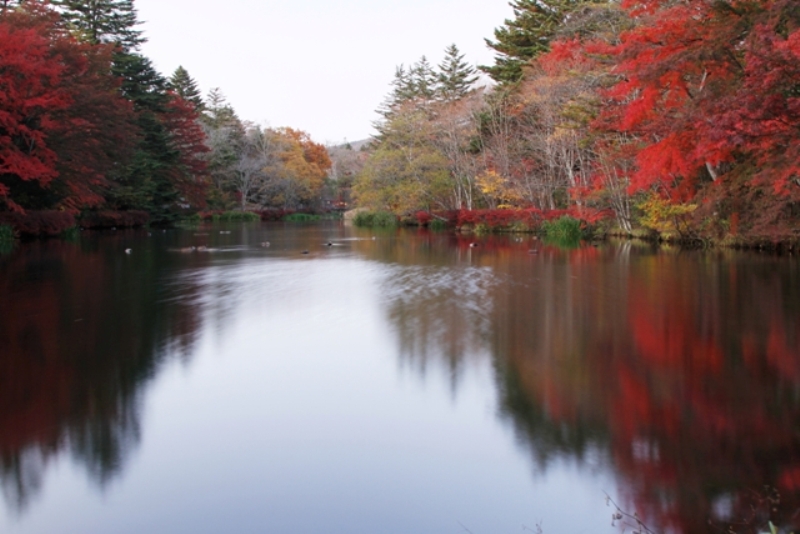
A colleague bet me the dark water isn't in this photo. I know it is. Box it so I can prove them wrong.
[0,222,798,534]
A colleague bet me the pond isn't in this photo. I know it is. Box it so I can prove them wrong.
[0,222,798,534]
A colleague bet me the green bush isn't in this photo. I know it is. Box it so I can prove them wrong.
[0,224,15,254]
[0,223,14,243]
[214,211,260,222]
[175,219,201,229]
[542,216,582,246]
[353,210,397,228]
[474,223,490,235]
[61,226,80,242]
[283,213,322,222]
[430,219,448,231]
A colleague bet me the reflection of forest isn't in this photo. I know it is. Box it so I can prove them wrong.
[0,237,203,513]
[363,233,800,534]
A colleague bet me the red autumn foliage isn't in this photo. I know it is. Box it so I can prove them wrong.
[596,0,800,205]
[0,2,136,213]
[162,94,210,208]
[251,209,294,221]
[414,211,432,226]
[48,42,136,212]
[0,210,76,236]
[0,7,70,211]
[456,208,546,228]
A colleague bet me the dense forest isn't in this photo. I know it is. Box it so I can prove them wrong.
[354,0,800,245]
[0,0,333,237]
[1,0,798,245]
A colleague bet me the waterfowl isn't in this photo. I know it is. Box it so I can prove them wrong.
[301,250,310,255]
[469,242,478,248]
[325,242,333,247]
[125,248,132,254]
[260,241,270,247]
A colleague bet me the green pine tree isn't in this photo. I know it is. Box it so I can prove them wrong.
[437,44,478,102]
[52,0,144,51]
[410,56,437,100]
[203,88,242,130]
[480,0,606,84]
[109,54,187,222]
[376,65,417,121]
[113,52,168,112]
[168,66,204,111]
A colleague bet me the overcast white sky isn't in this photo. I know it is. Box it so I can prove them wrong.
[135,0,511,145]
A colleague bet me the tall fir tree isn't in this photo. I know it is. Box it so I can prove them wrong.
[481,0,606,84]
[168,66,204,111]
[410,56,437,100]
[437,44,478,102]
[376,66,417,121]
[203,88,242,130]
[52,0,144,51]
[109,53,184,221]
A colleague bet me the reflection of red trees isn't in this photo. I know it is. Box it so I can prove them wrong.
[610,256,800,532]
[360,232,800,534]
[0,238,203,510]
[484,246,800,533]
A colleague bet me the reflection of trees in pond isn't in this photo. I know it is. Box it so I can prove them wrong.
[607,253,800,533]
[366,235,800,533]
[381,264,497,387]
[0,238,204,514]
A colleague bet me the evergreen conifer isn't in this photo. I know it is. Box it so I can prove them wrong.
[480,0,605,84]
[437,44,478,102]
[410,56,437,100]
[169,66,204,111]
[52,0,144,51]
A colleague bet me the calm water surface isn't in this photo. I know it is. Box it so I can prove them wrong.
[0,222,798,534]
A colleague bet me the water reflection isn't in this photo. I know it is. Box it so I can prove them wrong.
[357,231,800,534]
[0,225,798,534]
[0,235,204,513]
[381,264,496,388]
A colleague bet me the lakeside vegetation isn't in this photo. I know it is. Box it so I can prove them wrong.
[350,0,800,249]
[1,0,798,250]
[0,0,337,243]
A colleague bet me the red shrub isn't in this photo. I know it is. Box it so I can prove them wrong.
[254,209,294,221]
[456,209,545,229]
[0,211,76,237]
[414,211,432,226]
